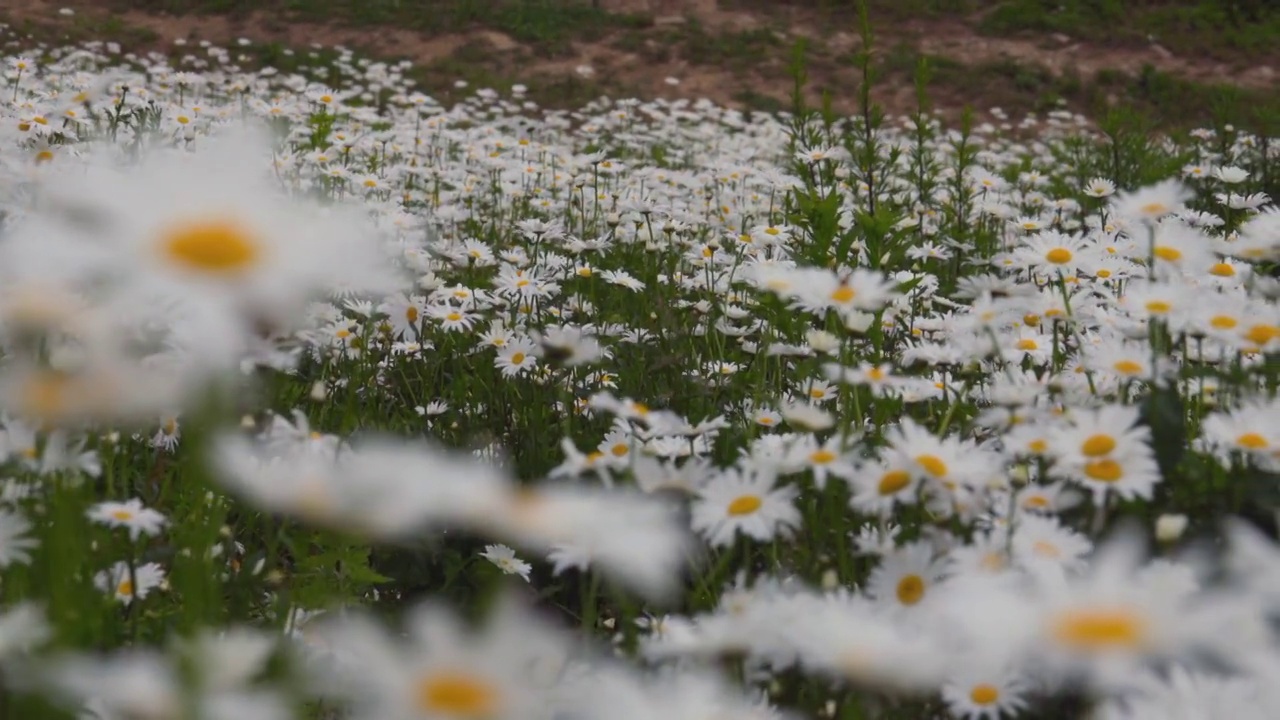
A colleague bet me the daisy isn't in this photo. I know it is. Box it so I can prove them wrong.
[1083,178,1116,198]
[865,541,947,611]
[1200,398,1280,464]
[426,304,478,332]
[378,293,427,338]
[479,544,532,582]
[87,499,168,540]
[1111,178,1191,223]
[690,467,800,548]
[1011,514,1092,574]
[1051,407,1162,502]
[95,561,167,605]
[1030,535,1220,692]
[882,418,986,492]
[848,458,921,517]
[149,415,181,452]
[30,128,400,333]
[940,659,1030,720]
[494,338,538,378]
[0,509,37,567]
[1013,230,1093,275]
[798,378,838,404]
[786,434,856,490]
[532,325,604,367]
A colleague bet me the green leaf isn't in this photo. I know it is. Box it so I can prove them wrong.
[1139,384,1186,478]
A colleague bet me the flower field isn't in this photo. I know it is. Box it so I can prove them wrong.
[0,28,1279,720]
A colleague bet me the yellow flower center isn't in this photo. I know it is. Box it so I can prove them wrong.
[727,494,763,516]
[970,683,1000,706]
[1016,338,1038,351]
[878,470,911,495]
[446,312,462,322]
[1051,607,1146,651]
[1033,540,1061,558]
[896,574,925,605]
[1139,202,1168,216]
[809,449,837,465]
[509,352,525,365]
[867,367,886,381]
[830,286,856,303]
[916,454,948,478]
[809,388,826,399]
[1081,434,1116,457]
[1144,300,1172,314]
[1113,360,1143,375]
[1238,433,1269,450]
[1153,246,1182,262]
[1083,459,1124,482]
[160,218,261,275]
[1023,494,1049,508]
[116,579,134,597]
[415,672,499,718]
[1209,262,1236,277]
[980,552,1006,572]
[21,371,73,424]
[1023,313,1041,327]
[111,510,134,521]
[1211,315,1238,330]
[610,442,628,457]
[1244,324,1280,346]
[1028,440,1048,454]
[1045,247,1073,264]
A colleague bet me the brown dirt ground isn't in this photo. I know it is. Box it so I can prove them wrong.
[0,0,1274,118]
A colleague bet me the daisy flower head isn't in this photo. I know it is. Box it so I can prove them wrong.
[95,561,167,605]
[0,508,37,568]
[848,458,922,518]
[690,466,800,548]
[87,498,168,540]
[494,337,539,378]
[25,125,405,335]
[1013,229,1093,275]
[479,544,532,583]
[1111,178,1192,224]
[940,658,1030,720]
[1083,177,1116,198]
[310,596,570,720]
[532,324,605,367]
[865,540,947,611]
[1050,404,1162,503]
[1029,531,1221,693]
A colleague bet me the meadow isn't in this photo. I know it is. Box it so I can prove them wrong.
[0,9,1278,720]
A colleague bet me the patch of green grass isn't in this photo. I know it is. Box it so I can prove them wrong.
[978,0,1280,61]
[734,88,787,114]
[111,0,654,57]
[677,21,781,71]
[875,46,1277,134]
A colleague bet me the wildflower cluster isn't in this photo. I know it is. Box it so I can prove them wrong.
[0,35,1278,720]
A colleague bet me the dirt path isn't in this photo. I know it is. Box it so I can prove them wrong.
[0,0,1273,117]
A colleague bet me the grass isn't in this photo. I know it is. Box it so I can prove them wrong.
[110,0,656,56]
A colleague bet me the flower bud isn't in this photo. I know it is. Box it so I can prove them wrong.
[1156,514,1188,544]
